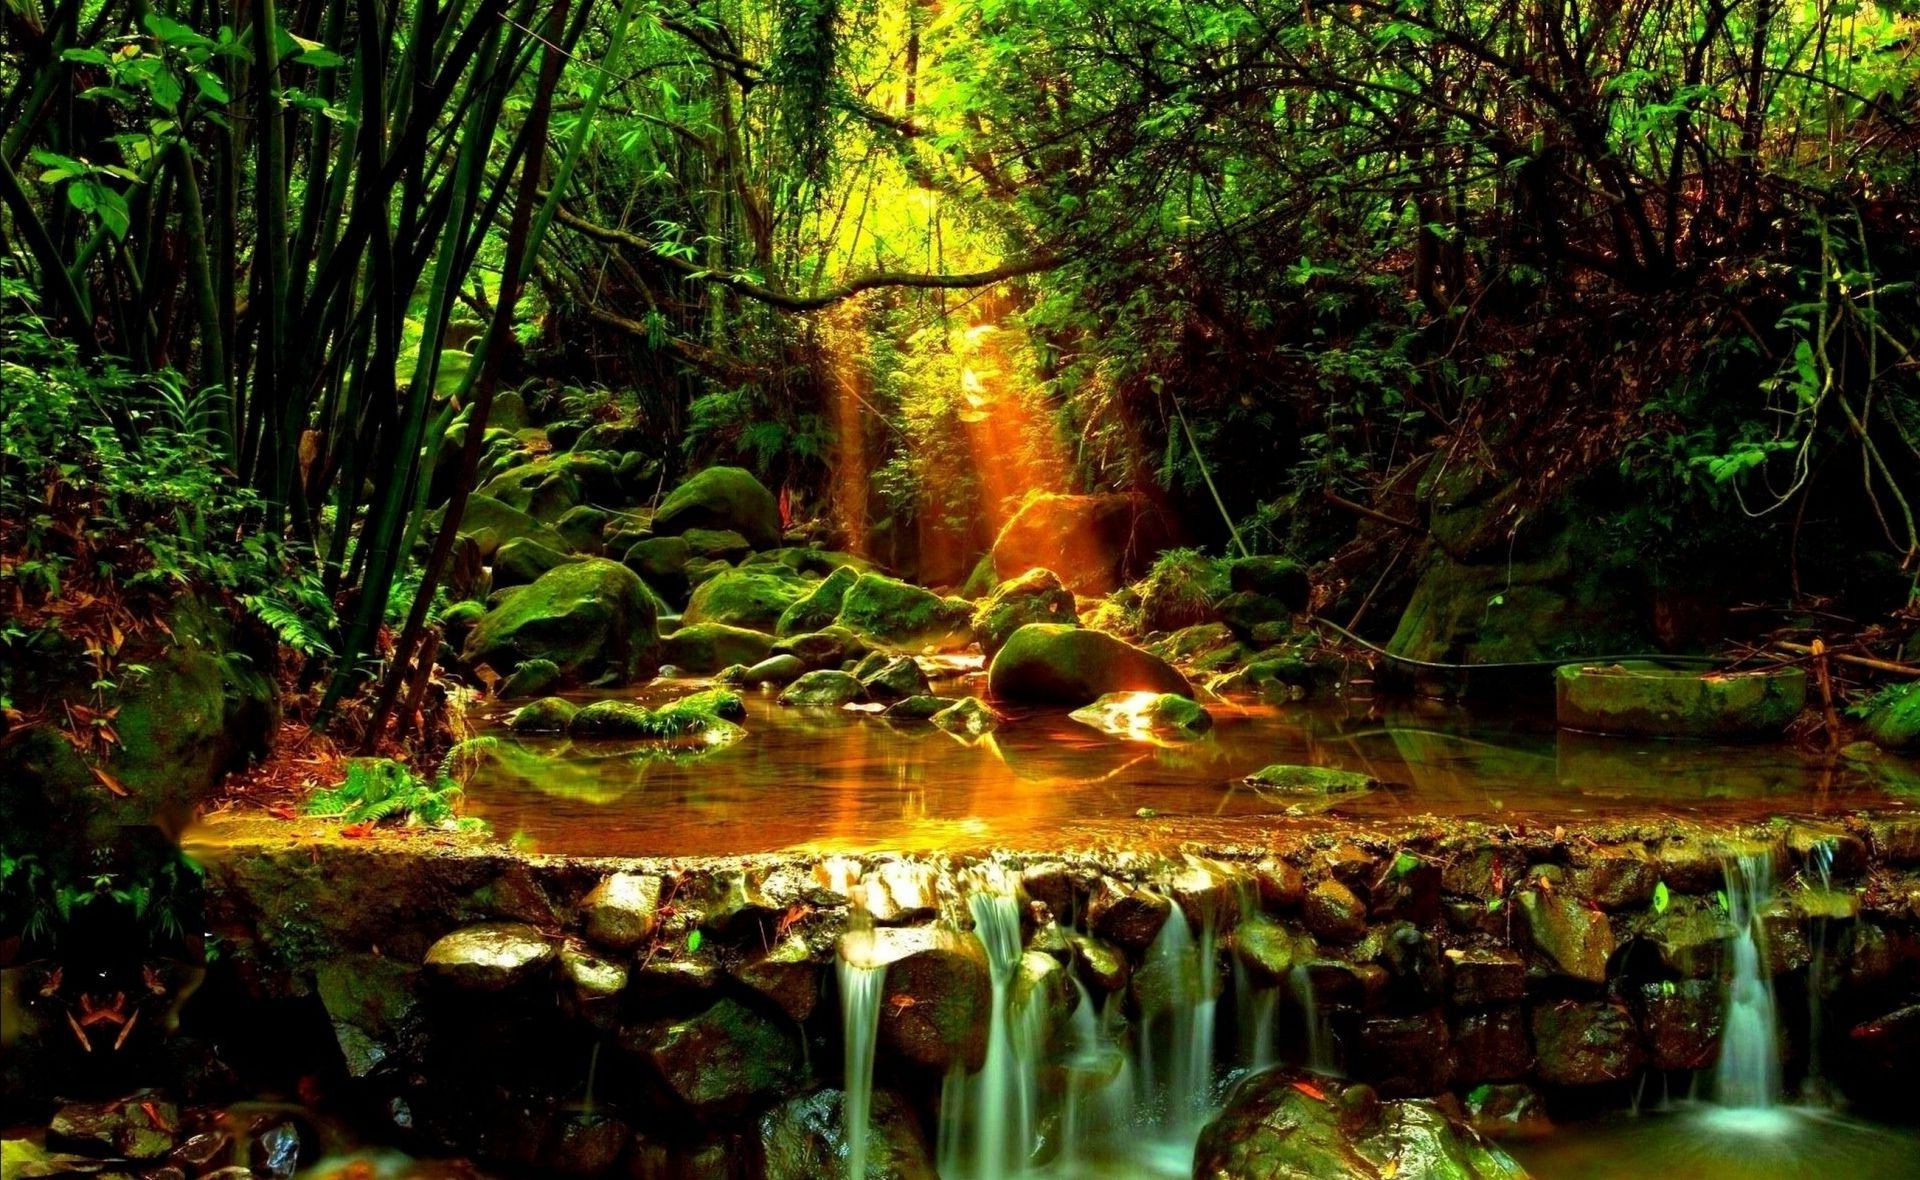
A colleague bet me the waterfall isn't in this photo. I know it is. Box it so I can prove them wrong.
[935,874,1044,1179]
[1230,880,1277,1073]
[1803,840,1834,1094]
[1058,977,1128,1170]
[1135,899,1219,1136]
[1715,848,1781,1111]
[838,947,886,1179]
[1291,964,1337,1076]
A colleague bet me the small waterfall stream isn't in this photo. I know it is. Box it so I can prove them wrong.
[1715,848,1781,1112]
[1291,963,1338,1076]
[838,943,886,1180]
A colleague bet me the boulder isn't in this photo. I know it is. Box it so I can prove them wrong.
[842,926,993,1073]
[682,527,753,562]
[424,923,555,991]
[462,559,659,685]
[779,670,866,708]
[741,654,809,687]
[732,938,822,1023]
[683,567,811,632]
[510,696,578,733]
[1304,879,1369,944]
[661,623,775,673]
[478,452,621,522]
[861,656,932,701]
[885,695,948,722]
[834,573,973,650]
[758,1088,935,1180]
[970,567,1078,658]
[491,536,575,588]
[620,997,801,1121]
[1193,1071,1528,1180]
[1516,888,1615,984]
[931,696,1001,737]
[499,657,563,699]
[989,492,1177,595]
[1530,999,1642,1085]
[777,565,862,636]
[554,505,611,555]
[1069,691,1212,738]
[986,624,1189,706]
[625,536,692,600]
[1555,662,1806,739]
[652,466,782,549]
[451,493,570,559]
[1233,919,1314,985]
[1228,555,1311,607]
[773,625,870,669]
[1087,880,1172,952]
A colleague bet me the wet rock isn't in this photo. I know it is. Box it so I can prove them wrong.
[742,653,809,686]
[463,558,659,685]
[49,1097,179,1160]
[314,954,423,1079]
[622,997,802,1121]
[424,923,555,991]
[1150,622,1247,673]
[1254,859,1307,910]
[970,567,1078,658]
[1303,879,1368,944]
[683,567,811,632]
[170,1131,232,1171]
[510,695,577,733]
[884,695,947,721]
[1232,919,1311,985]
[843,926,992,1073]
[1442,845,1529,902]
[1013,951,1076,1043]
[1357,1010,1453,1097]
[1516,888,1614,984]
[1640,899,1733,978]
[1216,590,1298,639]
[1088,880,1173,952]
[661,622,775,673]
[757,1088,935,1180]
[1568,846,1658,911]
[1446,948,1526,1007]
[1653,836,1749,893]
[493,537,577,588]
[1227,555,1311,608]
[682,527,752,562]
[251,1121,302,1179]
[856,861,939,923]
[568,700,658,736]
[1555,662,1805,739]
[861,656,931,701]
[625,535,692,599]
[989,492,1177,596]
[773,625,870,669]
[1867,817,1920,865]
[547,1112,631,1176]
[652,466,782,549]
[1639,979,1722,1070]
[1070,691,1212,738]
[1369,854,1443,924]
[834,573,973,650]
[1242,764,1376,795]
[732,938,822,1023]
[779,669,866,707]
[931,696,1001,737]
[1193,1071,1527,1180]
[559,943,629,1010]
[1463,1083,1552,1142]
[775,565,861,636]
[581,872,662,951]
[986,624,1190,707]
[1787,824,1867,878]
[629,951,724,1004]
[1530,999,1643,1085]
[499,657,564,699]
[1067,933,1129,993]
[1450,1007,1533,1084]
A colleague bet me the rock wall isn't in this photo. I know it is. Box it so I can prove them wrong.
[185,813,1920,1174]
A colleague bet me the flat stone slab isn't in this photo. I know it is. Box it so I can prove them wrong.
[1555,661,1806,739]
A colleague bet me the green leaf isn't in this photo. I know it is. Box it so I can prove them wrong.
[1652,880,1670,913]
[1393,851,1419,877]
[686,929,704,952]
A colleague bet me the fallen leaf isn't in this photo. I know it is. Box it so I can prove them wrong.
[90,765,129,797]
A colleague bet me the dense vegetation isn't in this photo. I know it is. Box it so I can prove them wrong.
[3,0,1918,740]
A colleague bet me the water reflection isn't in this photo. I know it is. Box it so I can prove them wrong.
[456,681,1907,857]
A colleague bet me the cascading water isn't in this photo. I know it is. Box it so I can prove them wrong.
[1135,900,1219,1137]
[937,873,1043,1179]
[837,941,886,1180]
[1715,848,1781,1112]
[1291,963,1338,1076]
[1230,881,1277,1073]
[1802,840,1835,1094]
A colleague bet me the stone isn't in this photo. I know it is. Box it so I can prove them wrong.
[681,527,753,562]
[856,861,939,924]
[1227,555,1311,608]
[1357,1010,1454,1097]
[49,1097,180,1160]
[1867,817,1920,865]
[834,573,973,650]
[1787,824,1868,878]
[990,492,1177,596]
[1555,661,1806,739]
[1860,681,1920,751]
[1640,979,1722,1070]
[1463,1084,1552,1142]
[1193,1071,1527,1180]
[986,624,1190,706]
[861,656,932,701]
[742,653,809,686]
[582,872,662,951]
[315,954,423,1079]
[1244,764,1377,795]
[462,558,659,685]
[477,452,620,522]
[1068,933,1130,993]
[1254,859,1307,909]
[1217,590,1297,639]
[970,567,1078,658]
[546,1112,630,1176]
[1303,879,1368,944]
[492,536,576,588]
[509,695,577,733]
[1530,999,1643,1085]
[757,1088,935,1180]
[1641,899,1735,978]
[568,700,660,737]
[498,657,564,699]
[1517,888,1615,984]
[622,997,801,1121]
[652,466,783,549]
[554,505,612,555]
[779,669,867,707]
[776,565,861,636]
[559,944,629,1007]
[1568,846,1658,911]
[1087,880,1173,952]
[732,938,822,1023]
[1446,948,1526,1007]
[661,622,775,673]
[1069,691,1213,738]
[682,567,811,632]
[841,926,993,1073]
[1232,919,1310,985]
[424,923,555,991]
[931,696,1001,737]
[624,536,692,599]
[884,695,947,721]
[1450,1007,1533,1084]
[773,625,871,669]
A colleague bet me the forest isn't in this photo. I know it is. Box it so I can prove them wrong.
[4,0,1920,1176]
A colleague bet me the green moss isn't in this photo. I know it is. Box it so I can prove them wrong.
[682,567,810,631]
[1859,682,1920,751]
[970,567,1078,658]
[462,558,659,684]
[1136,548,1227,632]
[775,565,860,635]
[652,466,783,549]
[833,572,973,649]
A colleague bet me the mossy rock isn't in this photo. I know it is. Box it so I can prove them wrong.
[1136,548,1227,632]
[682,528,753,562]
[773,625,870,669]
[477,452,621,523]
[661,623,775,673]
[499,658,564,699]
[554,505,612,555]
[833,573,973,651]
[885,695,948,722]
[1554,661,1806,739]
[621,997,801,1121]
[990,491,1178,596]
[1862,683,1920,752]
[970,567,1078,658]
[1227,555,1311,609]
[931,696,1001,737]
[741,654,809,686]
[652,466,782,550]
[492,537,576,589]
[462,558,659,686]
[1243,764,1376,794]
[778,670,866,708]
[860,656,931,701]
[510,696,578,733]
[452,493,570,560]
[683,567,811,632]
[776,565,861,636]
[1070,691,1212,739]
[986,623,1190,706]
